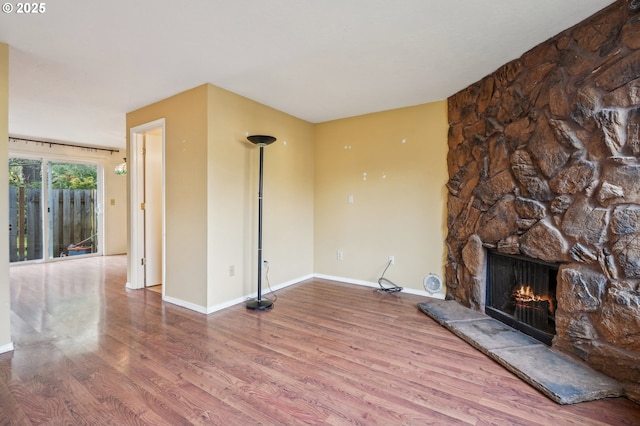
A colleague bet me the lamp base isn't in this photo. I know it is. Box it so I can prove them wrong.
[246,299,274,311]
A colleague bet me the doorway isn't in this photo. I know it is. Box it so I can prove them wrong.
[8,156,102,263]
[128,119,165,293]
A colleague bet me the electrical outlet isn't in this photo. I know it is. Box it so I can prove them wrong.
[229,265,235,277]
[263,260,269,267]
[337,250,343,261]
[389,255,395,265]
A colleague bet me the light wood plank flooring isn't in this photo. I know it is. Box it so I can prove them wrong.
[1,255,638,425]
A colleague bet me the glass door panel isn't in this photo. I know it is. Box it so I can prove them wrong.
[8,158,44,262]
[47,161,99,259]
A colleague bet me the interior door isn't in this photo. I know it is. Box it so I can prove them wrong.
[129,118,165,291]
[144,132,163,287]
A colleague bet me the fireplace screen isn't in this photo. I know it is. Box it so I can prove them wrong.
[486,251,557,345]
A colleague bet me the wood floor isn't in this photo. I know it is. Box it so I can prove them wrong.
[2,256,639,425]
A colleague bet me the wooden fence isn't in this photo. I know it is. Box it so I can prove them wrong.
[9,187,97,262]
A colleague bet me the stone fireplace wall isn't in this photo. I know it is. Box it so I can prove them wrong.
[445,0,640,401]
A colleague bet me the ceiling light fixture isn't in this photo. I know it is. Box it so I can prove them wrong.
[115,158,127,175]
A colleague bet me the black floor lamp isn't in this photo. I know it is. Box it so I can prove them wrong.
[246,134,276,311]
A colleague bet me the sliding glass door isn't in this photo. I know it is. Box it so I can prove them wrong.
[47,161,99,259]
[8,158,44,262]
[8,156,101,263]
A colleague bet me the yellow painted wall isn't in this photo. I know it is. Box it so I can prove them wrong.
[126,85,209,307]
[206,85,315,307]
[314,101,449,292]
[127,82,447,310]
[127,84,315,311]
[104,154,127,254]
[0,43,11,349]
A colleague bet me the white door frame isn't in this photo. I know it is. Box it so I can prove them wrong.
[126,118,165,291]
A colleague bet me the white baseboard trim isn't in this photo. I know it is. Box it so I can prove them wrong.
[273,273,314,291]
[125,281,144,290]
[313,273,445,300]
[206,296,248,314]
[314,273,378,288]
[157,274,316,315]
[162,295,208,314]
[206,273,314,314]
[401,286,446,300]
[0,342,15,354]
[154,272,444,315]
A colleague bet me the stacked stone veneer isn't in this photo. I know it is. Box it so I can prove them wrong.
[446,0,640,402]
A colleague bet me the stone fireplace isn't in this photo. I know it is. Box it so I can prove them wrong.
[445,0,640,402]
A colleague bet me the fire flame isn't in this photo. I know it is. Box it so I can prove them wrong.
[514,285,555,313]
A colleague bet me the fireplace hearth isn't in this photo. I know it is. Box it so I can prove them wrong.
[486,251,557,345]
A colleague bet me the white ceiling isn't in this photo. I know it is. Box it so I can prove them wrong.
[1,0,615,149]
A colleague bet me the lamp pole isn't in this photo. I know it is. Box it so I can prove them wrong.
[246,135,276,311]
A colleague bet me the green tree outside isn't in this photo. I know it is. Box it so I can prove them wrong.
[50,163,97,189]
[9,159,97,189]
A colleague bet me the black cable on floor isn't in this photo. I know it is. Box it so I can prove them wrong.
[376,259,403,294]
[263,261,278,304]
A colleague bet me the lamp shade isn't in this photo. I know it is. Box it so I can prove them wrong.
[247,135,276,146]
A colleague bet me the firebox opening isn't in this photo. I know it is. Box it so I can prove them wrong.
[485,251,558,346]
